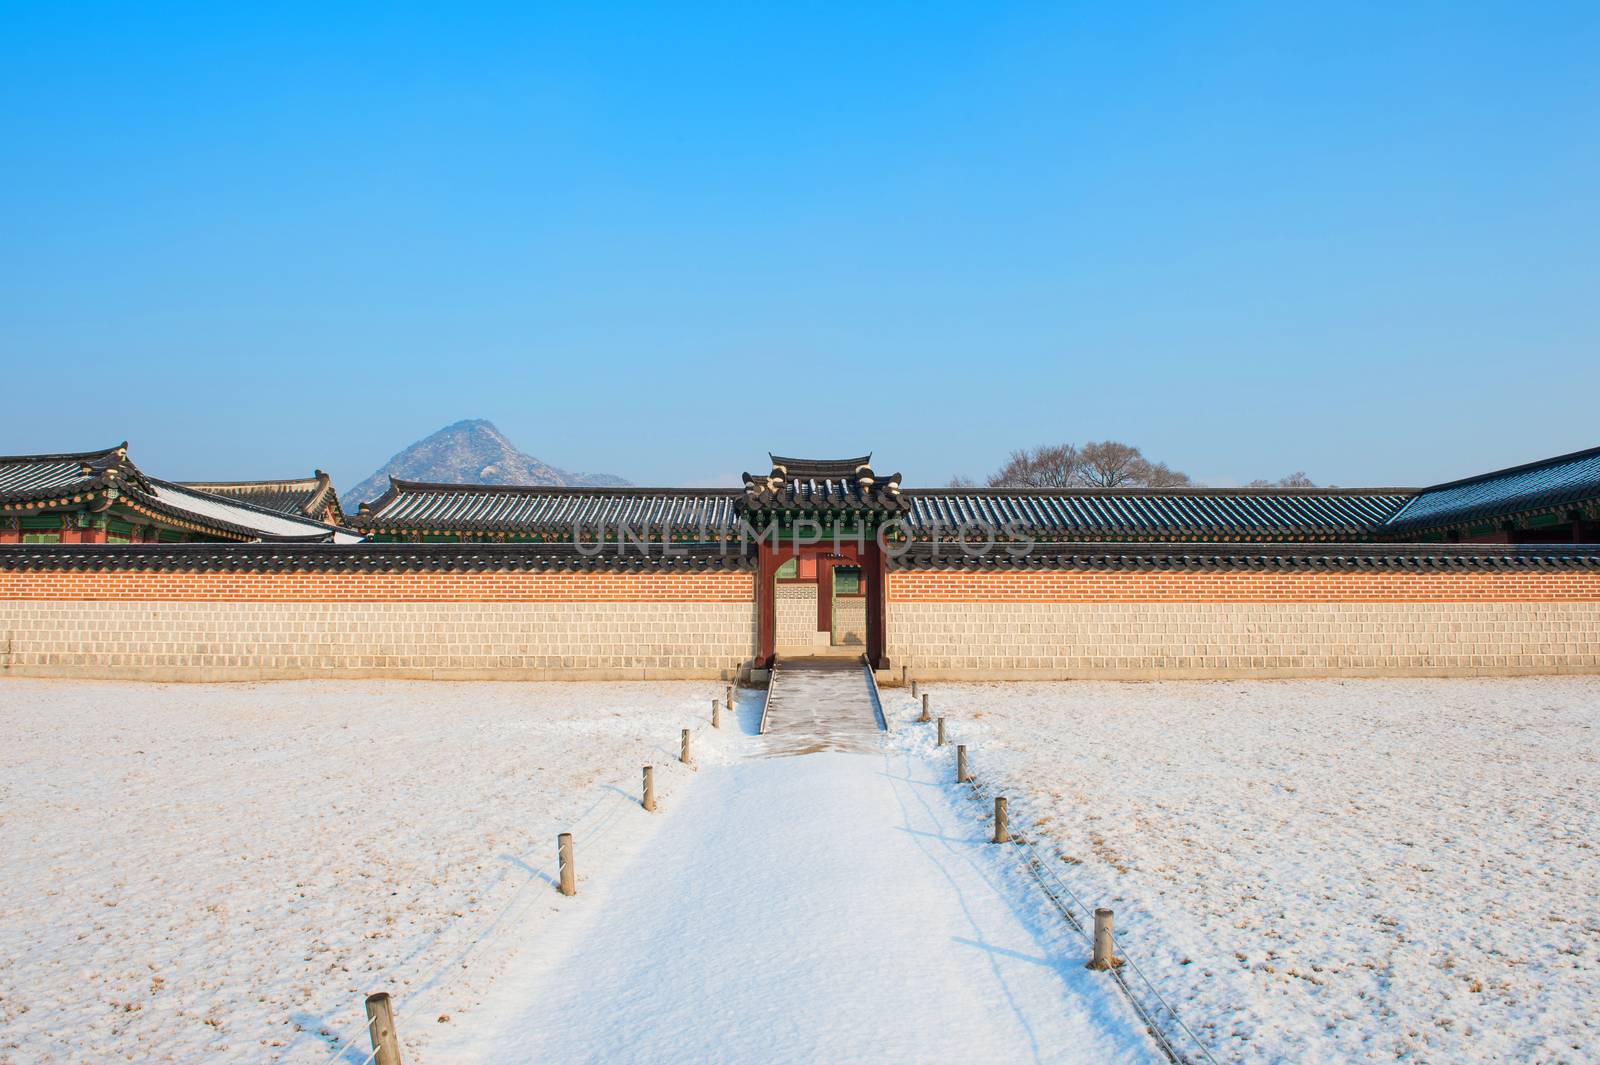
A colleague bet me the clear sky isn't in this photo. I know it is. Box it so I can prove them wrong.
[2,2,1597,492]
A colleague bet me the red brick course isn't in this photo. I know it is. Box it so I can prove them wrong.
[0,570,756,602]
[888,570,1600,602]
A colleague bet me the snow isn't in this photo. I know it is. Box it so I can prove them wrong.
[0,679,735,1063]
[432,750,1153,1064]
[883,677,1600,1064]
[16,672,1584,1064]
[1,673,1162,1064]
[147,481,359,541]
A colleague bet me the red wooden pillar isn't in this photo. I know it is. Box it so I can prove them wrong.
[815,556,835,634]
[864,537,888,670]
[756,543,781,669]
[0,518,19,544]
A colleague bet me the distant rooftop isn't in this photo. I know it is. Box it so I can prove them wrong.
[1384,444,1600,535]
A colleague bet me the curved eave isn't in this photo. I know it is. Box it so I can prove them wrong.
[0,488,113,514]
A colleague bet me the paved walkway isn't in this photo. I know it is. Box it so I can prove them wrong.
[758,658,883,757]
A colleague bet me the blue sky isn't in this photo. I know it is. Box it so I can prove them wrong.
[2,2,1597,491]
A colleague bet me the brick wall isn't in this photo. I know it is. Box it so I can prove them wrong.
[888,569,1600,602]
[887,570,1600,678]
[0,570,756,681]
[0,569,754,601]
[5,564,1599,682]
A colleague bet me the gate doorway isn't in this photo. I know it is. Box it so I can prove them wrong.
[757,539,886,668]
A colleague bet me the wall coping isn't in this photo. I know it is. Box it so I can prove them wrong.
[889,542,1600,572]
[0,543,754,573]
[2,540,1599,574]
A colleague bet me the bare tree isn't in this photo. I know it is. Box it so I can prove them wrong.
[1139,461,1192,487]
[1247,472,1316,488]
[947,474,980,488]
[1076,441,1190,487]
[1077,441,1144,486]
[981,440,1192,489]
[986,444,1081,488]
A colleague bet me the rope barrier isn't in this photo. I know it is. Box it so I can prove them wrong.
[314,1012,376,1065]
[307,697,730,1060]
[903,692,1221,1065]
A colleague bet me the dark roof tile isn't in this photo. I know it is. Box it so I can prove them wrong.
[1383,444,1600,534]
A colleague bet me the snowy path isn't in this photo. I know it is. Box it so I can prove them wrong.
[433,744,1154,1063]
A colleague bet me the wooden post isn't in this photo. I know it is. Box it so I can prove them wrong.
[1089,908,1120,970]
[911,679,918,698]
[901,665,908,686]
[680,728,691,764]
[726,685,734,716]
[365,992,403,1065]
[936,717,946,747]
[712,698,721,729]
[919,693,930,723]
[642,766,656,811]
[993,796,1009,844]
[956,744,969,783]
[557,833,575,897]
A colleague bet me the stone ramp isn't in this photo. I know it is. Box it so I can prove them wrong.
[758,657,883,757]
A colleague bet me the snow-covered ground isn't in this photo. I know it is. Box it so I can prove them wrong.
[885,677,1600,1064]
[0,679,737,1063]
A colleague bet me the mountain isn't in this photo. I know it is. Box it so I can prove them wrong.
[342,419,630,508]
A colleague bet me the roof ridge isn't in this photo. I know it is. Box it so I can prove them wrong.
[386,479,742,495]
[178,475,323,490]
[0,442,128,464]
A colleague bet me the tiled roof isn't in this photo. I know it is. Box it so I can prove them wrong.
[768,454,874,478]
[741,457,908,514]
[350,478,1417,539]
[354,480,743,537]
[138,480,363,543]
[1383,444,1600,535]
[903,487,1413,540]
[0,443,149,502]
[0,443,359,543]
[178,471,342,522]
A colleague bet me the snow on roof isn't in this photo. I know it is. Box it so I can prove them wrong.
[148,481,364,543]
